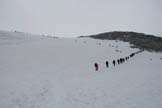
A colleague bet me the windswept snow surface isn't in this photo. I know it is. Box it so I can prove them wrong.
[0,31,162,108]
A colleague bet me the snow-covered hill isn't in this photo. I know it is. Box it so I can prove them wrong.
[0,31,162,108]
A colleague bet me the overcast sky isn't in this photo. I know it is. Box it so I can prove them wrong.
[0,0,162,37]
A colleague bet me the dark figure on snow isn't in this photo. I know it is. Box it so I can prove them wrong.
[120,58,123,64]
[106,61,109,68]
[130,53,135,58]
[117,59,120,64]
[113,60,116,66]
[125,57,128,61]
[126,56,129,61]
[94,63,99,71]
[127,56,129,60]
[123,58,125,63]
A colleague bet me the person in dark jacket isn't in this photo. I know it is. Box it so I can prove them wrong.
[94,63,99,71]
[106,61,109,68]
[117,59,120,64]
[113,60,116,66]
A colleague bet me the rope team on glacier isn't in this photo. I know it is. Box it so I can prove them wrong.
[94,50,144,71]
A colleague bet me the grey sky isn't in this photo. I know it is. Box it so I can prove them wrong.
[0,0,162,37]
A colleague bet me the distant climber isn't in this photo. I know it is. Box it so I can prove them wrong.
[130,53,135,58]
[113,60,116,66]
[117,59,120,64]
[120,58,123,64]
[94,63,99,71]
[106,61,109,68]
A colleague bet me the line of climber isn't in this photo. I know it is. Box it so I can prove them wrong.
[94,50,144,71]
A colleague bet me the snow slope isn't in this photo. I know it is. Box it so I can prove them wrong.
[0,31,162,108]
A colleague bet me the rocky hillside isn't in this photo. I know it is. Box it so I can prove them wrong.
[80,31,162,52]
